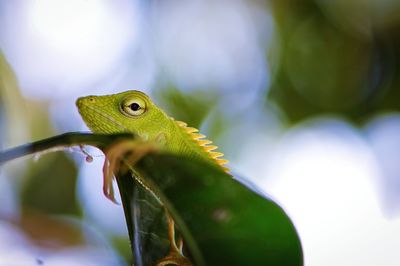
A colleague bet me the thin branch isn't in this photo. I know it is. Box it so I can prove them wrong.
[0,132,134,163]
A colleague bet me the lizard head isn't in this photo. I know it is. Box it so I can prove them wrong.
[76,90,170,139]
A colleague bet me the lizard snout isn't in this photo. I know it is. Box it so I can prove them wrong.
[76,96,96,109]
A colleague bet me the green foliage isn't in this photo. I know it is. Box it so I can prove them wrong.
[269,0,400,123]
[21,152,81,216]
[154,87,218,128]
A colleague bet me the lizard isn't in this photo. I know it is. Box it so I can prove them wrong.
[76,90,229,265]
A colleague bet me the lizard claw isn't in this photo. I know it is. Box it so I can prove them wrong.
[102,158,119,204]
[101,140,157,204]
[103,183,119,204]
[102,149,120,204]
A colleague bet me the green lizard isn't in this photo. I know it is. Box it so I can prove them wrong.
[76,90,229,265]
[76,90,229,198]
[76,90,227,165]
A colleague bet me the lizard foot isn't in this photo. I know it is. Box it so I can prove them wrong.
[156,212,193,266]
[102,139,156,203]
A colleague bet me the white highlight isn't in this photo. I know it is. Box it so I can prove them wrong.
[29,0,105,51]
[365,113,400,216]
[0,0,140,99]
[151,0,271,104]
[261,119,400,266]
[77,148,128,236]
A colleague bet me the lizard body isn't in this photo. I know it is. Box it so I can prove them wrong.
[76,90,228,171]
[76,90,228,265]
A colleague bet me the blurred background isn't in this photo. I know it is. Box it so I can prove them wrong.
[1,0,400,265]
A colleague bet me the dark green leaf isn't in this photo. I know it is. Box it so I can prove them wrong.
[119,153,303,266]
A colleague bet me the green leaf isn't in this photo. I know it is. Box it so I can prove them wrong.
[119,153,303,266]
[116,164,171,266]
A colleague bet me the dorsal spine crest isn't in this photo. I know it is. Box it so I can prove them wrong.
[175,120,229,170]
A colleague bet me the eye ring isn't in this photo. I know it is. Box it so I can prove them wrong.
[121,96,146,117]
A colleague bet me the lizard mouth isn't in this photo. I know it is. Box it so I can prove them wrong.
[76,97,129,133]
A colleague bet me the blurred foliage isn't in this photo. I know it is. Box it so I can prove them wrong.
[154,87,218,128]
[269,0,400,123]
[0,54,101,261]
[17,209,85,249]
[0,52,12,148]
[111,236,136,266]
[0,89,4,150]
[21,152,81,216]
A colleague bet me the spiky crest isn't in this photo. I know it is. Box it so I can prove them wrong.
[174,120,229,172]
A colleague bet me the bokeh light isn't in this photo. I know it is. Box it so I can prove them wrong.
[366,113,400,216]
[77,149,127,236]
[151,0,271,105]
[261,118,400,266]
[0,0,141,99]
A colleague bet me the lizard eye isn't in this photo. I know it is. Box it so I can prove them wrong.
[121,97,146,116]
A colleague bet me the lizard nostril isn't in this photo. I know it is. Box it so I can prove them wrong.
[76,97,95,108]
[76,98,83,108]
